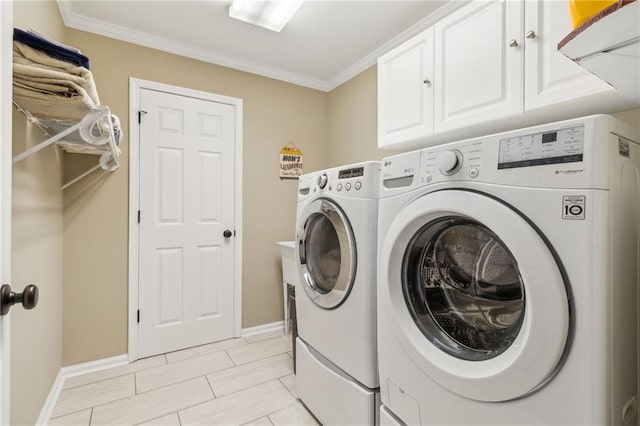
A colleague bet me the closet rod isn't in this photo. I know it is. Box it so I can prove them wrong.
[61,163,102,190]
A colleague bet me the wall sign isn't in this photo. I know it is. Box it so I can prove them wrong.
[279,143,303,179]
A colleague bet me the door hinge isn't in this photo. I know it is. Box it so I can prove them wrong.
[138,110,147,124]
[137,210,141,224]
[137,309,140,323]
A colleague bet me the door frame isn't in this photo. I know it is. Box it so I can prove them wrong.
[0,0,13,422]
[128,78,243,361]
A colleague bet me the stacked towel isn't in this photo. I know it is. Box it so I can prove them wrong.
[12,28,122,152]
[13,35,100,122]
[14,28,90,69]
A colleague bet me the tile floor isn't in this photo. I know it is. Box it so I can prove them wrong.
[48,330,319,426]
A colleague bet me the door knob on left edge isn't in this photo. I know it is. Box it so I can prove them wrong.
[223,229,233,238]
[1,284,39,316]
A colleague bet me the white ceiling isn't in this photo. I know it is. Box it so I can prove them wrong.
[56,1,459,91]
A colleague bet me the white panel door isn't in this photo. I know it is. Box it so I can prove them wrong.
[377,27,434,149]
[523,0,613,111]
[434,0,523,132]
[138,88,236,358]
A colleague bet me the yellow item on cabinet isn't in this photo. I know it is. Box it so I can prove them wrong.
[568,0,618,29]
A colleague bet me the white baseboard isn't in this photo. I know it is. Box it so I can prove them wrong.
[37,354,128,425]
[241,320,285,337]
[35,370,64,426]
[59,354,128,380]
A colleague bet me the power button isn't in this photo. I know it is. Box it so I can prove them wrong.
[469,168,479,178]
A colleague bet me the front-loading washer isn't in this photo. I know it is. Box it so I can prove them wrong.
[377,115,639,425]
[295,161,381,425]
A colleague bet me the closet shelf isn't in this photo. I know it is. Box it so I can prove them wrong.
[13,102,121,189]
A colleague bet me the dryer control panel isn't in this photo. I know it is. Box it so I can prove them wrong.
[297,161,380,200]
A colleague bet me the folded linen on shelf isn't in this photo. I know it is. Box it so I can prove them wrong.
[13,40,100,122]
[13,28,90,69]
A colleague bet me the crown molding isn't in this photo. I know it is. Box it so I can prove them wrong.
[57,1,467,93]
[326,0,469,91]
[57,1,331,91]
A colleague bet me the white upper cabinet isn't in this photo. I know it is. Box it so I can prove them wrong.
[378,27,434,149]
[523,0,613,110]
[433,0,523,133]
[377,0,635,150]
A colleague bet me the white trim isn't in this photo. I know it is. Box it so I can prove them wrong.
[57,1,467,92]
[57,3,328,92]
[128,78,243,362]
[127,80,140,363]
[325,0,469,91]
[35,370,63,426]
[58,354,128,381]
[241,321,285,338]
[0,1,13,423]
[37,355,128,425]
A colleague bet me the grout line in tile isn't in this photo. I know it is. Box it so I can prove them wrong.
[48,407,91,422]
[134,376,215,398]
[77,375,214,417]
[204,374,218,399]
[278,376,297,400]
[89,407,93,426]
[63,372,134,392]
[62,359,168,391]
[225,349,238,367]
[134,372,138,395]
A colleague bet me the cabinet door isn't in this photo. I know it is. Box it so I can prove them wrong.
[524,0,613,111]
[377,27,434,149]
[434,0,523,132]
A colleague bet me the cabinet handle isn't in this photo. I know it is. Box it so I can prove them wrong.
[508,39,519,48]
[526,30,536,39]
[423,78,431,87]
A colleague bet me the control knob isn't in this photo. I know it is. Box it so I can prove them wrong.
[438,150,462,175]
[317,174,328,189]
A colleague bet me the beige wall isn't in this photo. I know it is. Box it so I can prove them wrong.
[613,108,640,128]
[326,66,400,167]
[61,30,329,365]
[11,2,65,424]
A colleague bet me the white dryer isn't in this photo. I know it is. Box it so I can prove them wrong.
[377,115,639,425]
[295,161,381,425]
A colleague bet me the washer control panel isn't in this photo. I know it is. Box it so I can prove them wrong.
[497,125,584,169]
[420,141,483,185]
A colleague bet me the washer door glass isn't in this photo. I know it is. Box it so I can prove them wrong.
[298,199,356,309]
[404,217,525,361]
[380,190,569,402]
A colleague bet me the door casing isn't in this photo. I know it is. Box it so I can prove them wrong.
[128,78,243,361]
[0,0,13,422]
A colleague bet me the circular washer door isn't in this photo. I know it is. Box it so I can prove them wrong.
[380,190,570,402]
[297,198,357,309]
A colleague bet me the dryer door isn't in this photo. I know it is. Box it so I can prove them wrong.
[297,198,356,309]
[380,190,570,402]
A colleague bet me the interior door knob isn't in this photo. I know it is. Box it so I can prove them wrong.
[223,229,233,238]
[0,284,39,316]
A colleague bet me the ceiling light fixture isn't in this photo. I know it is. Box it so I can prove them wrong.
[228,0,304,33]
